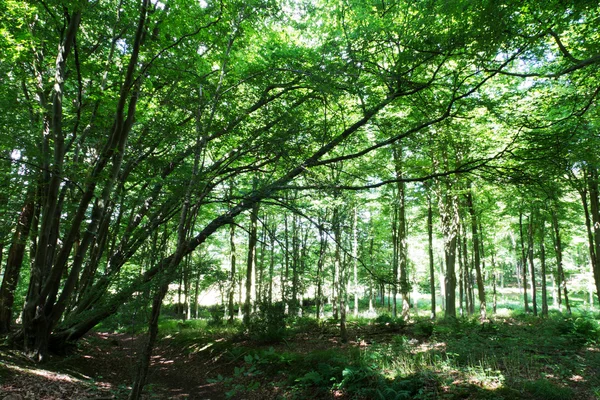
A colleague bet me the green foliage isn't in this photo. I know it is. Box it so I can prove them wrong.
[289,316,321,334]
[374,313,406,329]
[555,315,600,345]
[207,305,225,327]
[248,302,287,343]
[412,321,434,338]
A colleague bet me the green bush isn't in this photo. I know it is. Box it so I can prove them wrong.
[555,316,599,345]
[374,313,406,329]
[248,302,287,343]
[207,305,225,327]
[412,321,434,337]
[290,316,320,334]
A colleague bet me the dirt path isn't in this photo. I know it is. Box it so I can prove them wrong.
[0,332,229,400]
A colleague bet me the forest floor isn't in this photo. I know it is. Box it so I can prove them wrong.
[1,311,600,399]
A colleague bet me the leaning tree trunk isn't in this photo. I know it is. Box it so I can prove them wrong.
[0,195,35,333]
[128,282,169,400]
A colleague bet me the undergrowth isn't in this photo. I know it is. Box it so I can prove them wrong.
[197,310,600,399]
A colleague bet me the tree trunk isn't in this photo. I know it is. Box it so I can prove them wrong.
[552,205,571,314]
[128,282,168,400]
[333,206,347,341]
[0,196,35,333]
[458,229,464,316]
[393,145,410,320]
[244,202,259,326]
[228,223,236,323]
[427,193,436,319]
[283,212,289,311]
[291,214,299,316]
[268,227,275,305]
[519,211,529,313]
[527,212,537,316]
[587,166,600,305]
[353,207,359,318]
[466,187,486,320]
[391,202,399,318]
[439,186,459,319]
[539,218,548,317]
[316,216,327,320]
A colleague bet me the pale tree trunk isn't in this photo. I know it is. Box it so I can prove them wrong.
[393,145,410,320]
[244,202,259,326]
[519,211,529,313]
[391,203,399,318]
[283,212,289,311]
[527,211,537,316]
[257,213,266,308]
[552,205,571,314]
[316,215,327,320]
[427,192,436,319]
[291,214,300,316]
[268,225,275,305]
[539,218,548,317]
[352,207,359,318]
[333,206,347,342]
[462,231,473,315]
[457,228,464,316]
[368,228,375,313]
[228,223,236,323]
[466,186,486,320]
[332,209,339,320]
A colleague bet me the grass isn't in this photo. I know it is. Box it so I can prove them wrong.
[176,306,600,399]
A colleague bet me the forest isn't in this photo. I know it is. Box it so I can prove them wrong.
[1,0,600,399]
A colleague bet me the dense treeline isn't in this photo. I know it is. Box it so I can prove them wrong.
[1,0,599,385]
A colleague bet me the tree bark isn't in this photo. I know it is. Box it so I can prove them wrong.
[427,193,436,319]
[228,223,236,323]
[316,216,327,320]
[128,282,168,400]
[527,211,537,316]
[244,202,259,326]
[0,196,35,333]
[466,187,486,320]
[519,211,529,313]
[587,166,600,305]
[551,205,571,314]
[352,207,359,318]
[539,218,548,317]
